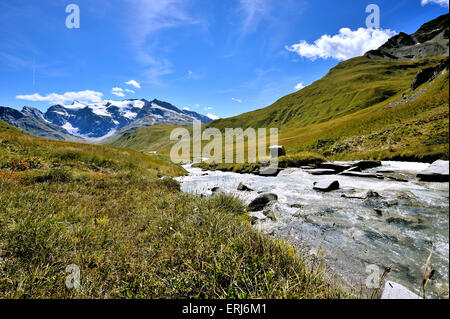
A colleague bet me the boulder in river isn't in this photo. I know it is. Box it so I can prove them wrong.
[345,166,361,173]
[385,176,409,182]
[211,187,225,195]
[342,190,381,199]
[259,167,284,176]
[374,209,383,216]
[308,169,337,175]
[417,160,449,182]
[247,193,278,211]
[313,180,340,192]
[317,162,352,173]
[339,171,384,179]
[237,182,253,192]
[352,160,382,170]
[381,281,422,299]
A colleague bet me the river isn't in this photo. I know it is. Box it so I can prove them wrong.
[176,161,449,298]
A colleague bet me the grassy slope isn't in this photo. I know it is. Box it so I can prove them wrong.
[208,57,445,130]
[107,57,448,163]
[107,124,181,156]
[0,121,348,298]
[278,69,449,161]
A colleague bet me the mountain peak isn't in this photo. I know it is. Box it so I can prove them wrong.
[365,13,449,60]
[21,106,46,122]
[2,97,213,141]
[37,98,214,140]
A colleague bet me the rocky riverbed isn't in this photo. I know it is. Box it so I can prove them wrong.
[176,161,449,299]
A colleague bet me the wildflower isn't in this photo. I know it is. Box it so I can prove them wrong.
[326,281,330,287]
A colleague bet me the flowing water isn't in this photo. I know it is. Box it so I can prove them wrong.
[176,161,449,298]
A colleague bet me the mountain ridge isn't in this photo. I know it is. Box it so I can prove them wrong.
[0,106,79,141]
[0,98,217,141]
[365,14,448,60]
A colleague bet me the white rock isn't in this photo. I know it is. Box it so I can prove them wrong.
[381,281,422,299]
[417,160,449,182]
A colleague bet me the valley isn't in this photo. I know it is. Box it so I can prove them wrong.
[0,10,448,301]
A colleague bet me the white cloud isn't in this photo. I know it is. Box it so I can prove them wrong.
[16,90,103,105]
[286,27,397,61]
[124,89,135,93]
[421,0,449,7]
[111,87,125,97]
[239,0,271,35]
[193,104,200,108]
[125,0,202,84]
[126,0,197,40]
[204,106,213,111]
[294,82,304,91]
[183,107,190,111]
[232,97,243,103]
[125,80,141,89]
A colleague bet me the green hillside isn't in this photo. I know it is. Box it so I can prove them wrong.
[107,56,449,162]
[107,124,182,155]
[209,56,445,130]
[0,120,348,298]
[276,69,449,161]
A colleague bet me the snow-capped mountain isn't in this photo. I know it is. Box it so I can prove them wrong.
[43,99,217,139]
[1,99,218,141]
[0,106,80,141]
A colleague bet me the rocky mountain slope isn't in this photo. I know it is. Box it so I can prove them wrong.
[0,106,79,141]
[365,14,448,60]
[0,99,215,141]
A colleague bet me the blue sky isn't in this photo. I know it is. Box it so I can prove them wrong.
[0,0,448,118]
